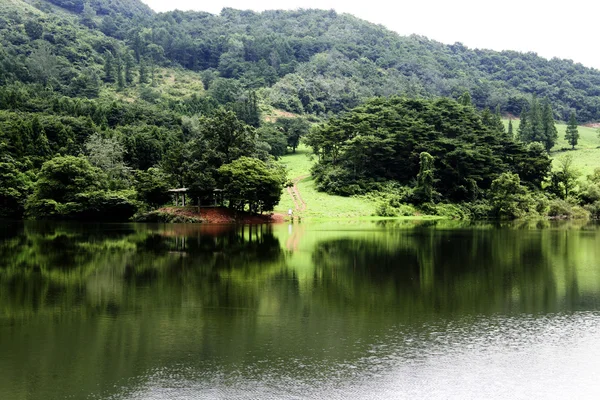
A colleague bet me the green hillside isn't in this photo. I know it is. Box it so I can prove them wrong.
[2,0,600,221]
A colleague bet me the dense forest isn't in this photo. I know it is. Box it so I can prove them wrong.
[2,0,600,220]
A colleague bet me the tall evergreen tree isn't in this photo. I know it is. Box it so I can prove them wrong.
[104,51,115,83]
[565,112,580,149]
[139,58,148,84]
[124,53,134,85]
[493,105,506,135]
[526,95,543,143]
[458,91,472,107]
[116,56,124,91]
[518,109,528,141]
[541,100,558,151]
[508,119,514,138]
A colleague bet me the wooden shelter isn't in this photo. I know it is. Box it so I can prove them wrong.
[168,188,188,206]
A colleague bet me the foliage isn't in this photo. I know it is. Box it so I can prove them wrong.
[134,167,171,209]
[25,155,137,220]
[489,173,536,219]
[307,97,551,201]
[0,158,34,217]
[218,156,286,213]
[548,154,580,199]
[565,112,579,149]
[518,96,558,151]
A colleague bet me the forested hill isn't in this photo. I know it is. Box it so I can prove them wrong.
[2,1,600,121]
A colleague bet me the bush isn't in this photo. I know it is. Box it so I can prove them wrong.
[584,201,600,219]
[375,202,416,217]
[547,198,590,219]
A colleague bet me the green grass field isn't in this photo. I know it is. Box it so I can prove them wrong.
[504,119,600,177]
[275,145,379,218]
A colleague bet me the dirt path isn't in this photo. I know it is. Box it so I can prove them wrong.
[287,175,308,212]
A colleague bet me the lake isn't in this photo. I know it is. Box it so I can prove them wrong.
[1,220,600,399]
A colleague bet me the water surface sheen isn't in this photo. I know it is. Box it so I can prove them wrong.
[1,220,600,399]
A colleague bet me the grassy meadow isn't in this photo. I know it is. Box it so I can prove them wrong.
[275,145,379,218]
[505,119,600,176]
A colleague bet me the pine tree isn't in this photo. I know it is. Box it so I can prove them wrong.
[116,56,124,91]
[124,53,134,85]
[541,100,558,151]
[104,51,115,83]
[565,112,580,149]
[527,95,544,143]
[518,109,528,141]
[139,58,148,84]
[508,119,514,138]
[493,105,506,135]
[458,91,472,107]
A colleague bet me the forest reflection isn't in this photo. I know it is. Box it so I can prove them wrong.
[1,220,600,400]
[1,220,599,321]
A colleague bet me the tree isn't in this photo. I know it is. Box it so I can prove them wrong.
[518,109,528,142]
[84,132,130,189]
[565,112,579,149]
[134,168,171,208]
[218,157,286,213]
[0,158,34,217]
[25,156,136,220]
[124,52,135,85]
[80,1,97,28]
[414,152,435,203]
[458,91,472,106]
[541,101,558,151]
[489,172,534,219]
[548,154,580,199]
[116,56,124,90]
[139,57,148,84]
[104,51,115,83]
[276,117,310,153]
[24,19,43,40]
[508,119,514,138]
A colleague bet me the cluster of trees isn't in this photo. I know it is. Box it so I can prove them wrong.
[6,1,600,123]
[307,97,551,200]
[307,95,600,220]
[0,105,291,220]
[517,96,558,151]
[87,6,600,121]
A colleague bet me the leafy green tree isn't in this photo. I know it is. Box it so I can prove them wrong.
[31,156,107,205]
[490,172,534,219]
[518,109,528,142]
[458,91,472,106]
[548,154,580,199]
[414,152,435,203]
[276,117,310,153]
[565,112,579,149]
[24,19,43,40]
[116,56,124,90]
[84,132,130,189]
[27,42,59,86]
[138,57,148,84]
[81,1,97,28]
[134,168,171,208]
[26,155,136,220]
[218,157,286,213]
[257,123,288,158]
[0,158,34,217]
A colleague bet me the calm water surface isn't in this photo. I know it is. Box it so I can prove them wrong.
[1,220,600,399]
